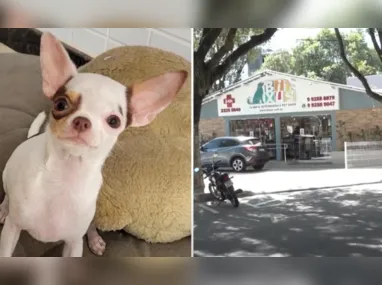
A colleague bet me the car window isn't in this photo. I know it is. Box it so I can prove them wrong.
[220,139,240,147]
[242,139,260,145]
[203,139,221,149]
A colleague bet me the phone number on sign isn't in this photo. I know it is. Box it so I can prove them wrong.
[310,102,335,107]
[220,107,241,113]
[309,96,336,101]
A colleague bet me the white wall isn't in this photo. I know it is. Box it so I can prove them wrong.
[38,28,191,61]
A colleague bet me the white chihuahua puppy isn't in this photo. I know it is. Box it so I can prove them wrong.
[0,32,187,257]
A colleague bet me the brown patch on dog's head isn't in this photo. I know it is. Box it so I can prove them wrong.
[49,86,82,137]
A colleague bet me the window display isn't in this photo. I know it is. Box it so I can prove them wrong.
[229,118,276,144]
[280,115,332,139]
[280,114,332,160]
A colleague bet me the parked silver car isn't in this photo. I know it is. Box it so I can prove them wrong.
[200,136,270,172]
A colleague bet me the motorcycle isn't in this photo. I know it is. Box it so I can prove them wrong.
[195,157,239,208]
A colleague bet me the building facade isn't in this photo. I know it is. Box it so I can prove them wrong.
[200,70,382,160]
[347,74,382,90]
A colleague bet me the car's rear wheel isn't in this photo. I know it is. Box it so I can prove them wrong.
[253,164,265,170]
[231,157,246,172]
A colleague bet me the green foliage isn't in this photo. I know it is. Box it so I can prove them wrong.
[194,28,264,58]
[211,47,261,92]
[261,29,381,84]
[193,28,203,50]
[258,51,295,74]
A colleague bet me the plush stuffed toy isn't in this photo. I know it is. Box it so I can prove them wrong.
[78,46,191,243]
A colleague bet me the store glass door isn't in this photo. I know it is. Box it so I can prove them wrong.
[280,114,332,160]
[229,118,277,157]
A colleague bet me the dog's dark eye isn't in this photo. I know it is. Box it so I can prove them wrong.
[54,98,69,111]
[106,115,121,129]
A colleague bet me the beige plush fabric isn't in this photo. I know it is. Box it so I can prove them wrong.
[0,49,191,256]
[79,46,191,243]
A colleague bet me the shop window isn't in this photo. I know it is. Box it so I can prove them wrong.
[229,118,276,144]
[280,115,332,139]
[280,114,332,160]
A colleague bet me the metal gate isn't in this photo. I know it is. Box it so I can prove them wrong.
[295,137,332,163]
[345,141,382,169]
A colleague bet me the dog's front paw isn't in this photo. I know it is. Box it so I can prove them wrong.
[87,235,106,256]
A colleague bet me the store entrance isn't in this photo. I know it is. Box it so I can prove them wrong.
[229,118,277,158]
[280,114,333,160]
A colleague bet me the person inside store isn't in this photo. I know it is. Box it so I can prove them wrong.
[292,126,300,159]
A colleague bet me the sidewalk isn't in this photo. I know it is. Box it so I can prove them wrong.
[200,166,382,196]
[196,152,382,198]
[267,151,345,170]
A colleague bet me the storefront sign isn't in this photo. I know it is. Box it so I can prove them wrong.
[217,74,339,116]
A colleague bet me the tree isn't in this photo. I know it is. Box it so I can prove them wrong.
[335,28,382,103]
[262,29,381,84]
[193,28,277,192]
[210,56,246,91]
[260,50,295,74]
[210,48,260,92]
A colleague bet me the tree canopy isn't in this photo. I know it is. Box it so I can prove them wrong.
[194,29,263,92]
[335,28,382,103]
[262,29,381,84]
[193,28,277,98]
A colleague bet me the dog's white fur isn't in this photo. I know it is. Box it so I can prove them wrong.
[0,32,187,257]
[27,111,46,138]
[27,111,108,255]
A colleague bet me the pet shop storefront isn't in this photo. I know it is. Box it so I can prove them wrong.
[216,72,340,161]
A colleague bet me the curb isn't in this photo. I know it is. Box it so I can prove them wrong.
[194,180,382,203]
[246,180,382,196]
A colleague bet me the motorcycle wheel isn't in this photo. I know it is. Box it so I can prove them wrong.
[208,183,225,201]
[226,186,239,207]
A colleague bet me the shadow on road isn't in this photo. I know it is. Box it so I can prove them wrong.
[197,258,382,284]
[194,187,382,257]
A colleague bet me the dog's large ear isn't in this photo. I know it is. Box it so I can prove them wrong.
[40,32,77,99]
[127,70,188,127]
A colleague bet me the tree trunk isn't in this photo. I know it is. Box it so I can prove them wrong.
[193,55,209,195]
[193,83,205,194]
[193,122,204,194]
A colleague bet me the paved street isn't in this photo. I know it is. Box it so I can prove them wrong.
[194,166,382,257]
[197,258,382,284]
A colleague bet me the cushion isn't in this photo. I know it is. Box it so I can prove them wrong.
[78,46,191,243]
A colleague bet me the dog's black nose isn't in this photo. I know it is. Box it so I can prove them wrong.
[72,116,91,132]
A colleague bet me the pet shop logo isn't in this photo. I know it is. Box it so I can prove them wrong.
[220,94,241,113]
[247,79,297,105]
[223,94,235,107]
